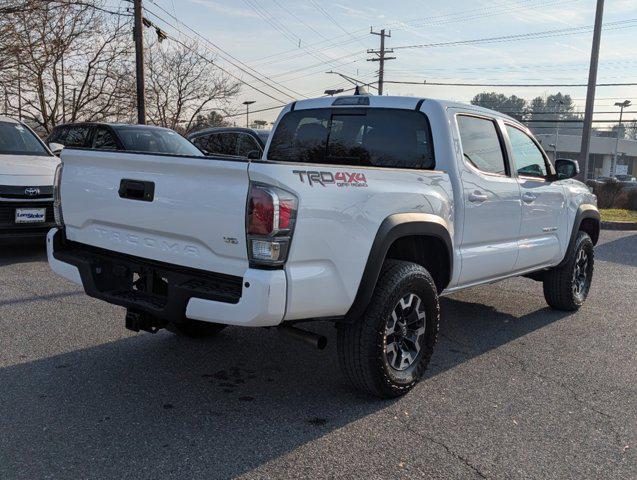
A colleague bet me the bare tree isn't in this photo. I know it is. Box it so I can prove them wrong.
[0,1,135,132]
[1,1,241,134]
[144,39,240,133]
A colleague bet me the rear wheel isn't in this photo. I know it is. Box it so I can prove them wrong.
[543,231,594,311]
[337,260,440,398]
[166,318,227,338]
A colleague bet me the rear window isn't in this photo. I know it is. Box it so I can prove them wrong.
[268,108,434,169]
[116,127,203,156]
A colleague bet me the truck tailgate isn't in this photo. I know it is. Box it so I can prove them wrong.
[60,149,249,277]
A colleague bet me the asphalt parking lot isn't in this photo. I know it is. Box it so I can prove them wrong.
[0,231,635,479]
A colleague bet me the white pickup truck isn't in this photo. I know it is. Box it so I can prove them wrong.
[48,94,599,398]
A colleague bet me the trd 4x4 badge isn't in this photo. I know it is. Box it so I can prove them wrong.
[293,170,368,188]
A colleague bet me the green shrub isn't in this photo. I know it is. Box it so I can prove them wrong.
[614,191,630,209]
[595,179,624,208]
[625,188,637,211]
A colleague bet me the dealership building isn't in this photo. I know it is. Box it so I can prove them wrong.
[536,133,637,179]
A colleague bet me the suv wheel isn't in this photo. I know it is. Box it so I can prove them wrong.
[337,260,440,398]
[543,231,594,311]
[166,319,227,338]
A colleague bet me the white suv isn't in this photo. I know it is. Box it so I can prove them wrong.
[47,95,599,397]
[0,116,58,241]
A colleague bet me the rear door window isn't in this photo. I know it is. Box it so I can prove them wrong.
[457,115,507,175]
[92,127,118,150]
[237,134,262,157]
[48,126,68,145]
[203,133,238,156]
[268,108,435,169]
[64,126,90,148]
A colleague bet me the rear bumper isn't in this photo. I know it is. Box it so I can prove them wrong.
[47,228,286,327]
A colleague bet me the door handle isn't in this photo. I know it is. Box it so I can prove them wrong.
[468,191,488,203]
[522,192,536,204]
[118,179,155,202]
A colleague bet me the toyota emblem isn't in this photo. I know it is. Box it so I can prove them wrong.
[24,187,40,196]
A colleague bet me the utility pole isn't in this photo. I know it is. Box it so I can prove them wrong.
[61,54,65,123]
[367,29,395,95]
[17,59,22,121]
[133,0,146,124]
[579,0,604,180]
[611,100,631,176]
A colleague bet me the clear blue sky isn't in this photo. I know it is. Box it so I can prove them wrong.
[124,0,637,124]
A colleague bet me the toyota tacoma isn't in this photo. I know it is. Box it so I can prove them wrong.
[47,95,599,398]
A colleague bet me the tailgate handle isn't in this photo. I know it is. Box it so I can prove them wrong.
[118,179,155,202]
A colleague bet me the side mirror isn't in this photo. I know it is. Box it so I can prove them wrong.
[247,149,262,160]
[555,158,579,180]
[49,143,65,156]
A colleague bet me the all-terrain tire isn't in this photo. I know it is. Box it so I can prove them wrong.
[337,260,440,398]
[543,231,594,311]
[166,319,227,338]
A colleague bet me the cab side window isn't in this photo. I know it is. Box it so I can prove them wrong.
[457,115,507,175]
[505,125,548,178]
[237,134,261,157]
[92,127,118,150]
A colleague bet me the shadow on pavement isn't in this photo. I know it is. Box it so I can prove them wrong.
[0,295,570,479]
[0,241,47,267]
[594,232,637,267]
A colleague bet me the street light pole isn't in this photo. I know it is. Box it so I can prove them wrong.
[243,100,255,128]
[612,100,631,176]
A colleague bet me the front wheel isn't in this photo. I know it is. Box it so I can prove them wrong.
[543,231,594,311]
[337,260,440,398]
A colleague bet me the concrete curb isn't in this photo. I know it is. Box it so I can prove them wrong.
[601,221,637,231]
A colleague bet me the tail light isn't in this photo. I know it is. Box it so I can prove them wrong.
[247,183,298,267]
[53,162,64,227]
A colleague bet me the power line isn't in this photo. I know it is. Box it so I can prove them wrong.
[392,18,637,49]
[241,0,351,72]
[140,11,290,104]
[145,1,304,100]
[271,0,329,41]
[247,0,575,66]
[308,0,368,49]
[385,80,637,87]
[380,0,582,32]
[270,51,364,80]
